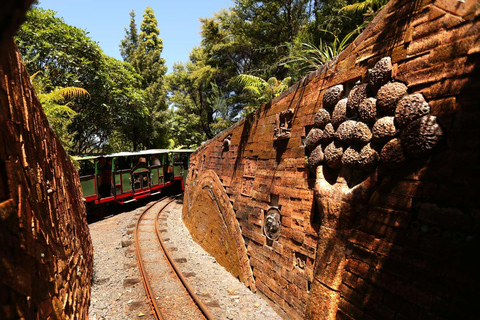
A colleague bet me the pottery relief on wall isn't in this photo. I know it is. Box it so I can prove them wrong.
[305,57,443,175]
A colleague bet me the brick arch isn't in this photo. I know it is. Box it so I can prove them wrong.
[182,170,255,290]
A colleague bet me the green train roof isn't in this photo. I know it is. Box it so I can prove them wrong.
[72,149,194,161]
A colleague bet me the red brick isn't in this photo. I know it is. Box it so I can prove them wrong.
[433,0,477,17]
[407,31,444,57]
[443,20,480,44]
[378,193,412,211]
[410,5,446,28]
[377,257,413,279]
[345,258,371,277]
[428,97,457,128]
[399,62,444,87]
[348,229,376,251]
[369,207,411,229]
[350,245,379,267]
[341,283,367,307]
[336,309,355,320]
[183,1,480,318]
[342,271,358,288]
[338,297,364,319]
[1,40,93,320]
[375,240,404,260]
[429,35,477,64]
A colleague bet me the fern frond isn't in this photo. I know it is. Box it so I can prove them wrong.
[243,85,262,95]
[53,87,90,100]
[230,74,266,89]
[30,70,43,81]
[340,0,389,15]
[43,103,77,117]
[340,1,371,14]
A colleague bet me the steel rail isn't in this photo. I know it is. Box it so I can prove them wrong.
[135,195,214,320]
[154,196,215,320]
[134,196,173,320]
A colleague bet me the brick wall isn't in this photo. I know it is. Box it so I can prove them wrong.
[0,38,93,319]
[184,0,479,319]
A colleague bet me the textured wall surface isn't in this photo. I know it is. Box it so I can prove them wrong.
[183,170,255,290]
[184,0,480,319]
[0,37,93,319]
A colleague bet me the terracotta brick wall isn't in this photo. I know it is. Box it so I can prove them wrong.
[0,38,93,319]
[185,0,479,319]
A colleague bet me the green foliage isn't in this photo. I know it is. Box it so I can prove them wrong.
[126,7,169,150]
[167,0,383,146]
[208,82,235,134]
[200,0,312,79]
[119,10,138,63]
[166,59,211,147]
[138,7,161,53]
[282,29,358,80]
[18,1,387,154]
[230,74,291,114]
[31,72,89,151]
[16,7,148,154]
[341,0,389,16]
[340,0,389,27]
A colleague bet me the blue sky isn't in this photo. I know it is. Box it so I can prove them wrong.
[37,0,232,72]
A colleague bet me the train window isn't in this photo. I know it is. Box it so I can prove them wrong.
[150,155,161,166]
[173,153,182,162]
[115,157,131,170]
[78,160,95,176]
[133,156,147,170]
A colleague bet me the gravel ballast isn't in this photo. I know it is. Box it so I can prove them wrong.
[88,196,285,319]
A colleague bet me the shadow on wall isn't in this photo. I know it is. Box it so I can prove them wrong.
[371,0,424,56]
[306,0,480,318]
[233,113,256,172]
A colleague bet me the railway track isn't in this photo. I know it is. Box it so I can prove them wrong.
[134,196,215,320]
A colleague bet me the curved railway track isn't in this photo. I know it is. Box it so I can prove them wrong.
[134,196,215,320]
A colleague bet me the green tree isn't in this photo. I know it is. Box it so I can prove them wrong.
[119,10,138,63]
[200,1,312,80]
[16,7,148,154]
[208,82,235,134]
[166,0,382,147]
[167,57,212,147]
[31,71,89,151]
[129,7,169,149]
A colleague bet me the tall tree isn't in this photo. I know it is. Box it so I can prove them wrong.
[119,10,138,63]
[167,0,378,147]
[130,7,169,149]
[16,7,147,154]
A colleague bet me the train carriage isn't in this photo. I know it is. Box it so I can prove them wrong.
[75,149,193,205]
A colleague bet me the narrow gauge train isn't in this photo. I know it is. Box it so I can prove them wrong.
[75,149,193,205]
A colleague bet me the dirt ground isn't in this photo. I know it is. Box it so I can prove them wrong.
[88,195,286,319]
